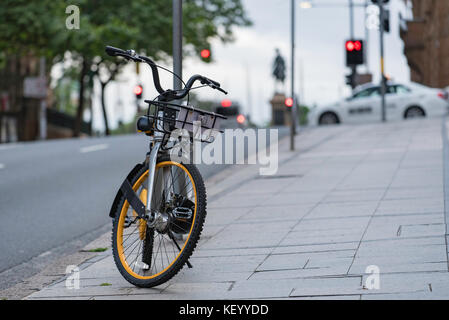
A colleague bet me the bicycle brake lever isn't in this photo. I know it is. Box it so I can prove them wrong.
[200,77,228,94]
[213,86,228,95]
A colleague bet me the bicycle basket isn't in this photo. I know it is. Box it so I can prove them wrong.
[144,100,226,142]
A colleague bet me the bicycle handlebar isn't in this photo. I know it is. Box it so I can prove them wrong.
[105,45,128,57]
[105,45,227,101]
[106,46,165,94]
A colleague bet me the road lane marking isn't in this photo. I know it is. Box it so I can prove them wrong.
[38,250,52,258]
[80,144,109,153]
[0,144,20,152]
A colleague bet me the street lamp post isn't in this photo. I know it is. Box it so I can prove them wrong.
[172,0,189,188]
[378,1,386,122]
[173,0,183,91]
[290,0,297,152]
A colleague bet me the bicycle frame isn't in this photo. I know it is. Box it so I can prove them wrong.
[105,45,226,222]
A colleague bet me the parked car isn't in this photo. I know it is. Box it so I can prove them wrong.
[309,82,449,125]
[215,100,248,129]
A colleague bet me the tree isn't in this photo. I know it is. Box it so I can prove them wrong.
[70,0,251,136]
[0,1,67,57]
[0,1,70,140]
[92,58,126,136]
[0,0,251,136]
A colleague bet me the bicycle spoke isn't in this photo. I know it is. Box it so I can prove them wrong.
[131,240,143,272]
[151,234,164,275]
[117,161,197,279]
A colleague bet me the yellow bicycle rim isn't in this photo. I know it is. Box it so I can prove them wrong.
[116,161,197,280]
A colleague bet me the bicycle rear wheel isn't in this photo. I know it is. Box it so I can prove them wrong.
[112,155,206,288]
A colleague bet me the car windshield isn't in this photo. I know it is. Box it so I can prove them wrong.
[391,85,411,94]
[352,87,380,99]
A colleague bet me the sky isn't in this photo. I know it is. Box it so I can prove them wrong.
[92,0,412,131]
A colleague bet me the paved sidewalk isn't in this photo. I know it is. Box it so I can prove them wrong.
[27,118,449,299]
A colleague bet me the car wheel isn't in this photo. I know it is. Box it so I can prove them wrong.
[319,112,339,125]
[405,106,425,119]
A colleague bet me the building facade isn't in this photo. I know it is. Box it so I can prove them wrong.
[400,0,449,88]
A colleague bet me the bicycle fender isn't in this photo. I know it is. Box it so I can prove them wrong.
[109,162,146,218]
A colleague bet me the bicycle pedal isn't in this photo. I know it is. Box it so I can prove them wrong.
[172,207,193,220]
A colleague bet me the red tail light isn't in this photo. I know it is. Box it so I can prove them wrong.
[236,114,246,124]
[438,92,448,100]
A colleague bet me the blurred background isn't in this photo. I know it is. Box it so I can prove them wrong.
[1,0,447,142]
[1,0,449,292]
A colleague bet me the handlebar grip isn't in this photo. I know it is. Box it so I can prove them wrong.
[203,77,221,88]
[105,46,127,57]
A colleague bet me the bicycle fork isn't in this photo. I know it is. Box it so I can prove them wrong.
[144,137,193,268]
[145,140,161,221]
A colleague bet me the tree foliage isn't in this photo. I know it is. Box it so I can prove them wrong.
[0,0,251,135]
[0,0,67,58]
[0,0,251,62]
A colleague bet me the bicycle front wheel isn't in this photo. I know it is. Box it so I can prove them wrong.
[112,156,206,288]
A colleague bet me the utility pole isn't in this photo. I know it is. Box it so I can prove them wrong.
[173,0,183,91]
[299,57,304,108]
[364,0,370,71]
[172,0,189,182]
[378,1,386,122]
[349,0,356,91]
[290,0,297,151]
[349,0,354,39]
[39,57,47,140]
[245,63,253,124]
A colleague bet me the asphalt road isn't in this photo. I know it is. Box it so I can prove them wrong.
[0,127,288,285]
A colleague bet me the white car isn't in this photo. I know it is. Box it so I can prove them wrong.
[309,82,449,125]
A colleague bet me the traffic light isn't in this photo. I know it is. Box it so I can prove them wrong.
[285,97,294,108]
[221,99,232,107]
[345,73,355,88]
[346,40,364,66]
[134,84,143,100]
[200,49,211,62]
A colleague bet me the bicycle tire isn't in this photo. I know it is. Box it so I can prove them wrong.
[111,155,206,288]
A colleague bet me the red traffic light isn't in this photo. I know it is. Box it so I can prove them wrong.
[134,85,143,96]
[221,99,232,107]
[201,49,211,59]
[346,40,362,52]
[285,97,294,107]
[346,41,354,51]
[346,39,364,66]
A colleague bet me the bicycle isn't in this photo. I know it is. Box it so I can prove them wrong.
[105,45,227,288]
